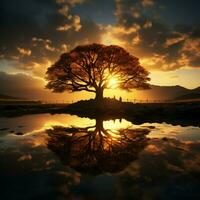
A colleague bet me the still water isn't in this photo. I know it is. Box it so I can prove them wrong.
[0,113,200,200]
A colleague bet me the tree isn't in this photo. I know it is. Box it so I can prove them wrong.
[47,117,149,173]
[46,43,150,101]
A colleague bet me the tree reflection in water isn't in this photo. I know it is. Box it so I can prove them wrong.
[46,118,150,173]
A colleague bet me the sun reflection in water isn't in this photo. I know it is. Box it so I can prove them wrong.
[103,119,133,130]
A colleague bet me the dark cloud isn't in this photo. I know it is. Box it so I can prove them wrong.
[113,0,200,70]
[0,0,104,76]
[1,0,200,75]
[0,0,63,70]
[190,57,200,67]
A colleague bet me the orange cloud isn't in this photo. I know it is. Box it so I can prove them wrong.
[164,33,187,48]
[141,0,154,7]
[17,47,31,56]
[57,15,81,32]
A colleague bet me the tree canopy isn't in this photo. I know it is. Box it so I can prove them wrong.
[47,118,149,173]
[46,43,150,100]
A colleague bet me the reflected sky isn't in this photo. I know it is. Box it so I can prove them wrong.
[0,114,200,199]
[0,113,199,142]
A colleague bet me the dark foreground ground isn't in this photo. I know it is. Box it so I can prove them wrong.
[0,98,199,126]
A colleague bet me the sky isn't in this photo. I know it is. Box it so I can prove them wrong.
[0,0,200,100]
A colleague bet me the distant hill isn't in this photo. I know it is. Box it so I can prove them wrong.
[172,86,200,101]
[0,93,42,105]
[192,87,200,93]
[1,85,199,102]
[131,85,188,100]
[1,71,199,102]
[174,93,200,100]
[0,71,199,101]
[130,85,200,101]
[0,93,23,100]
[149,85,189,100]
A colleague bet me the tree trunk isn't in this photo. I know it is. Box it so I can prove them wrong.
[95,87,104,101]
[95,118,104,132]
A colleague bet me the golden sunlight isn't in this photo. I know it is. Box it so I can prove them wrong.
[108,77,119,88]
[101,31,125,46]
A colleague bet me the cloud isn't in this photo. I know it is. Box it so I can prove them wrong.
[141,0,155,7]
[18,154,32,162]
[17,47,32,56]
[132,34,141,45]
[56,0,85,6]
[56,15,82,32]
[1,0,200,76]
[56,24,72,31]
[1,0,64,72]
[181,38,200,57]
[143,21,152,29]
[58,4,69,17]
[112,0,200,70]
[60,44,70,52]
[0,0,104,77]
[32,37,56,52]
[163,33,187,48]
[55,0,83,32]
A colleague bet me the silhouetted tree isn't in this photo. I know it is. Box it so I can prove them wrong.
[47,118,150,173]
[46,44,150,101]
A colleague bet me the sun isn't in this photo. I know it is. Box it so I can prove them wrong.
[108,77,119,88]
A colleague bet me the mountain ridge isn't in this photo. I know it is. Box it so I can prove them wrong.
[0,93,24,100]
[0,84,199,102]
[130,84,200,101]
